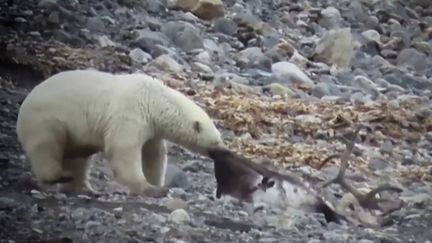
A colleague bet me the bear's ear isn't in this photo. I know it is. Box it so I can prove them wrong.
[193,121,202,133]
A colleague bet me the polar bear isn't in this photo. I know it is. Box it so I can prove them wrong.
[16,69,227,197]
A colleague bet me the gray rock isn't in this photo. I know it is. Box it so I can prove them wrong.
[369,157,390,171]
[52,29,85,46]
[149,211,167,224]
[307,239,322,243]
[149,54,184,73]
[38,0,58,8]
[380,49,398,59]
[426,132,432,142]
[191,62,213,74]
[165,163,189,189]
[129,48,152,64]
[350,92,372,104]
[213,72,250,88]
[271,61,314,87]
[165,198,188,211]
[263,83,295,97]
[96,35,116,47]
[195,51,212,65]
[385,34,406,51]
[31,190,45,199]
[47,11,60,25]
[85,221,106,236]
[265,42,295,63]
[236,47,271,70]
[412,41,432,56]
[397,48,429,73]
[357,239,374,243]
[294,114,322,125]
[87,17,105,32]
[361,29,381,44]
[132,30,170,55]
[28,31,41,37]
[415,106,432,119]
[0,197,17,210]
[402,156,417,165]
[213,17,237,35]
[182,160,204,173]
[144,0,168,14]
[323,230,350,242]
[371,55,391,70]
[321,96,348,102]
[383,71,432,91]
[411,0,432,7]
[169,209,191,224]
[380,140,394,155]
[313,28,354,68]
[162,21,203,51]
[113,207,123,219]
[311,78,343,98]
[353,76,380,99]
[401,193,432,205]
[71,207,89,221]
[151,45,189,67]
[319,7,342,29]
[387,100,400,109]
[202,38,223,53]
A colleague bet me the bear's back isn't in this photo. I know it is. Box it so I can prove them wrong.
[27,69,117,100]
[16,70,125,149]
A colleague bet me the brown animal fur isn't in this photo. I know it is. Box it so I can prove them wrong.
[208,148,276,202]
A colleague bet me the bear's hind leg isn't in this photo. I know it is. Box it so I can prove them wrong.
[59,156,95,195]
[141,138,167,186]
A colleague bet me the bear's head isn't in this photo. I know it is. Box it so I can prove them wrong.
[149,83,227,157]
[188,119,227,155]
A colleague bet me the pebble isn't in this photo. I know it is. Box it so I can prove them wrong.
[97,35,116,47]
[263,83,295,97]
[38,0,58,8]
[294,114,322,124]
[168,209,191,224]
[313,28,354,67]
[271,61,314,87]
[85,221,106,235]
[397,48,429,73]
[191,62,214,74]
[150,54,184,73]
[380,140,394,155]
[319,7,342,29]
[129,48,152,64]
[165,163,189,188]
[0,197,17,210]
[361,29,381,44]
[162,21,203,51]
[165,198,188,211]
[368,157,389,171]
[113,207,123,218]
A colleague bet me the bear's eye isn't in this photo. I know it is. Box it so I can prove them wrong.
[193,121,202,133]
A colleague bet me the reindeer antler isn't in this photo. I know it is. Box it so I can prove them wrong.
[318,125,403,212]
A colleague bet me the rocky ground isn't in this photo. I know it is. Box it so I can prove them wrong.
[1,0,432,242]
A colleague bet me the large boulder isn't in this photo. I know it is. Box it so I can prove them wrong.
[312,28,354,68]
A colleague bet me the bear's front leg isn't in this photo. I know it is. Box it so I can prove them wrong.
[141,138,167,186]
[59,156,97,196]
[105,140,169,198]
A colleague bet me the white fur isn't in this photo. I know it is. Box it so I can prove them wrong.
[16,69,225,194]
